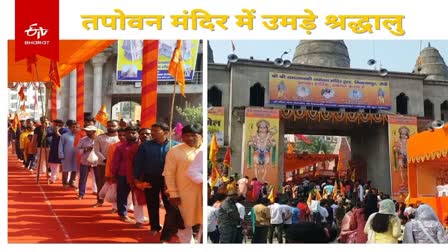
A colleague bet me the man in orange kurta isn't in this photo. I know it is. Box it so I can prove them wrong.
[163,124,203,243]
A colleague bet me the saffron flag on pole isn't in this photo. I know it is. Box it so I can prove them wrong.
[12,113,20,132]
[350,168,356,182]
[49,60,61,89]
[18,86,25,101]
[209,133,221,188]
[268,186,275,203]
[168,40,185,97]
[210,165,221,188]
[332,180,338,200]
[223,147,232,170]
[95,104,109,127]
[339,181,345,197]
[209,133,219,163]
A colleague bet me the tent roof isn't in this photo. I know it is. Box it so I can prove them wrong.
[8,40,115,86]
[408,125,448,163]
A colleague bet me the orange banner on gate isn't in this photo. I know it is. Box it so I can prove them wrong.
[388,115,417,200]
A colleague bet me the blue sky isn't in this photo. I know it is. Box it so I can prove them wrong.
[209,40,448,73]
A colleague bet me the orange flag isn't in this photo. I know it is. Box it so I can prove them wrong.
[95,104,109,127]
[18,86,25,101]
[168,40,185,97]
[339,181,345,197]
[332,180,339,199]
[49,60,61,89]
[210,164,221,188]
[268,186,275,203]
[11,113,20,132]
[223,147,232,169]
[350,168,356,182]
[20,103,26,111]
[209,134,219,163]
[209,134,221,188]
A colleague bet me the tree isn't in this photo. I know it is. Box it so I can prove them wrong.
[176,102,203,125]
[295,135,334,154]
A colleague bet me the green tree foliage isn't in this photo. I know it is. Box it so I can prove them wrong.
[176,102,203,125]
[292,136,335,154]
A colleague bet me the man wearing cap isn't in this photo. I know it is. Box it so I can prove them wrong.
[59,121,81,188]
[76,125,98,199]
[217,190,241,243]
[74,117,104,193]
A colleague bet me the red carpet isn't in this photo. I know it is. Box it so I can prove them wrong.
[8,147,165,243]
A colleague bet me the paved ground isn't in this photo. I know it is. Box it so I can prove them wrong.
[7,147,165,243]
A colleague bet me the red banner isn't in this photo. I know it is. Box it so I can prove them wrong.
[15,0,59,61]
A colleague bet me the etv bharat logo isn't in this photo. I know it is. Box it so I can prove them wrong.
[24,23,50,45]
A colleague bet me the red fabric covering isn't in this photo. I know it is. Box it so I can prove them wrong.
[284,153,338,173]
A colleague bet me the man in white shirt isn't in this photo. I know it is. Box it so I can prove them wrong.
[187,150,203,184]
[207,200,219,243]
[237,176,249,197]
[279,200,293,238]
[358,183,365,202]
[268,198,284,243]
[318,201,329,227]
[235,196,246,243]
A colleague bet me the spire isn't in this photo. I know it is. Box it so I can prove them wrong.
[413,44,448,80]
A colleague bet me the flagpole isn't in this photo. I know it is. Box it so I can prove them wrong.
[32,63,49,184]
[168,62,178,148]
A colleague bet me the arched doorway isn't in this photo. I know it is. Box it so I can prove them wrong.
[396,93,409,115]
[249,82,265,107]
[111,101,141,122]
[441,100,448,121]
[208,86,222,106]
[424,99,434,120]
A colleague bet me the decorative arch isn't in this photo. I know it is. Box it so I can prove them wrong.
[111,95,142,121]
